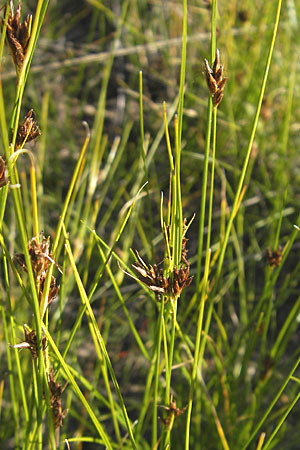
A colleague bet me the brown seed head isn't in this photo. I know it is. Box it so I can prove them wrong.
[204,49,227,107]
[48,369,68,429]
[266,247,282,268]
[130,220,192,301]
[159,399,187,429]
[3,1,32,73]
[24,326,47,359]
[16,109,41,149]
[14,232,60,307]
[132,254,167,299]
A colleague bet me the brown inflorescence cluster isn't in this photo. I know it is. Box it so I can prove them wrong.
[14,232,60,307]
[204,49,226,108]
[16,109,41,149]
[266,247,282,268]
[3,1,66,435]
[12,325,47,359]
[47,369,68,429]
[24,326,47,359]
[3,1,31,73]
[13,329,67,428]
[0,109,40,190]
[159,399,187,430]
[132,224,192,301]
[132,254,192,301]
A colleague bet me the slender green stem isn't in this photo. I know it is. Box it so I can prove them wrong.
[163,300,177,449]
[0,290,20,448]
[139,70,153,259]
[40,123,90,318]
[196,0,217,290]
[213,0,283,290]
[43,327,114,450]
[95,239,150,360]
[262,389,300,449]
[177,0,187,152]
[172,0,187,266]
[241,348,300,450]
[2,6,50,445]
[152,299,164,449]
[185,249,211,449]
[135,356,156,443]
[64,236,137,449]
[2,252,29,422]
[206,107,217,255]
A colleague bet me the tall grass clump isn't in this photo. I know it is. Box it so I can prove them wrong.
[1,0,300,449]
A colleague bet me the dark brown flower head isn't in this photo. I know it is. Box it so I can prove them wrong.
[204,49,226,107]
[39,274,60,306]
[132,251,192,302]
[3,1,31,73]
[28,232,52,278]
[16,109,41,149]
[24,326,47,359]
[48,369,68,429]
[14,232,52,278]
[171,264,193,298]
[266,247,282,268]
[132,252,168,300]
[130,219,192,300]
[159,399,186,430]
[14,232,60,306]
[12,325,47,359]
[0,156,8,188]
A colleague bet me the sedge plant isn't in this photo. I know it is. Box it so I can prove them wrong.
[1,1,300,450]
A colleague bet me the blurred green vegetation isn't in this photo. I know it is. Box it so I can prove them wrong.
[1,1,300,449]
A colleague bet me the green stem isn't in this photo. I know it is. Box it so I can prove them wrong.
[196,0,217,291]
[185,249,211,449]
[163,300,177,449]
[152,299,164,448]
[262,388,300,449]
[64,237,137,449]
[206,107,217,255]
[241,348,300,450]
[213,0,283,290]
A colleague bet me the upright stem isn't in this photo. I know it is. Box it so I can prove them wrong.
[152,299,164,448]
[213,0,283,291]
[196,0,217,291]
[185,250,211,449]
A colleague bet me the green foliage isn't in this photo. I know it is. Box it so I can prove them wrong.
[0,1,300,449]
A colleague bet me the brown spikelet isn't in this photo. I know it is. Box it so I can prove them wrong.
[131,220,192,301]
[3,1,32,74]
[11,325,47,359]
[159,399,187,430]
[23,326,47,359]
[204,49,226,107]
[266,247,282,268]
[14,232,60,308]
[48,369,68,429]
[15,109,41,149]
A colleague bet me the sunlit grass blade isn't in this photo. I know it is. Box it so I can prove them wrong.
[42,326,114,450]
[64,232,137,450]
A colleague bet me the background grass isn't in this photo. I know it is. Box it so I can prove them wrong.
[1,0,300,449]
